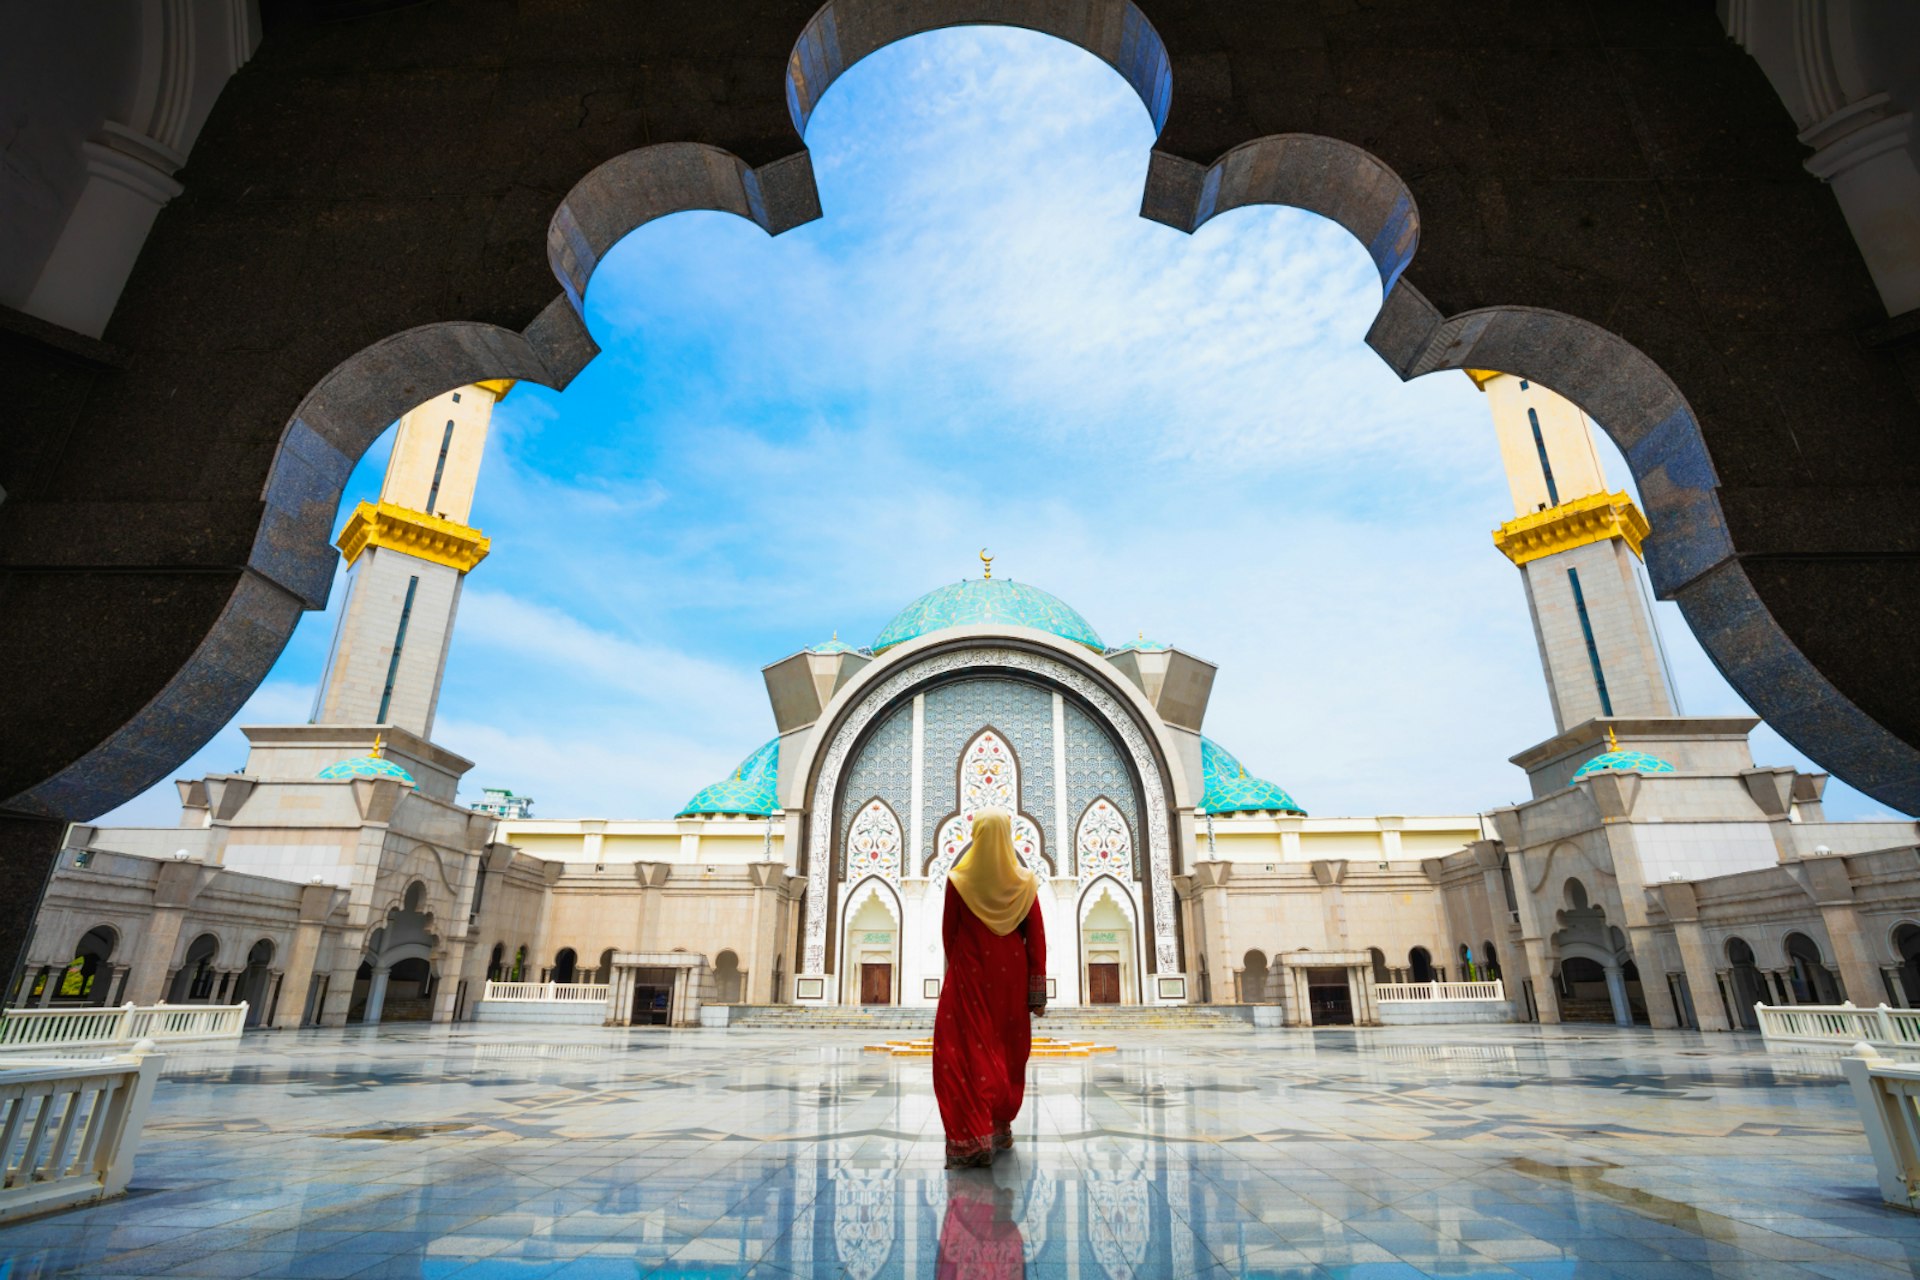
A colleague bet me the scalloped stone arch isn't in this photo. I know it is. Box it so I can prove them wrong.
[10,2,1917,834]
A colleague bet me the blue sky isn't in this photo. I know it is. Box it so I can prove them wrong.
[105,28,1895,826]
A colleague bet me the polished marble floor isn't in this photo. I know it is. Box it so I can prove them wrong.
[0,1021,1913,1279]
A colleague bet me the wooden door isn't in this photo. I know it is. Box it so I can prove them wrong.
[860,963,892,1005]
[1088,963,1121,1005]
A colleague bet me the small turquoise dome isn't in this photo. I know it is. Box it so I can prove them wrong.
[1199,737,1305,815]
[679,737,780,817]
[809,636,858,655]
[1570,750,1675,783]
[318,755,415,784]
[872,579,1103,654]
[1110,634,1171,654]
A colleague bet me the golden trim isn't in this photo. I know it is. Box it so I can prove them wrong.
[336,500,490,572]
[1492,491,1650,566]
[473,378,517,402]
[1463,368,1504,390]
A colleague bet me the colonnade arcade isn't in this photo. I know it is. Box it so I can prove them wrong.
[798,642,1183,1007]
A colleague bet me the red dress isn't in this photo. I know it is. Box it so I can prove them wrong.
[932,883,1046,1163]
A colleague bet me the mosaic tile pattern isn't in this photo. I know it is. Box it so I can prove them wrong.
[315,755,415,784]
[870,579,1104,654]
[920,679,1056,871]
[1064,702,1141,877]
[1,1022,1909,1280]
[838,704,913,873]
[1571,750,1678,783]
[677,737,781,817]
[1199,736,1305,816]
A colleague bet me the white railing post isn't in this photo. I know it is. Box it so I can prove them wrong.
[98,1039,162,1200]
[1843,1043,1920,1210]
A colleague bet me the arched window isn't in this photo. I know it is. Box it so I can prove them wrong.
[714,949,743,1004]
[553,948,578,984]
[1368,947,1389,985]
[1895,925,1920,1006]
[1785,932,1840,1004]
[173,933,219,1003]
[1479,940,1501,982]
[1408,947,1434,983]
[1239,950,1269,1004]
[487,943,505,981]
[58,925,118,1003]
[597,948,616,985]
[403,881,426,912]
[512,945,527,983]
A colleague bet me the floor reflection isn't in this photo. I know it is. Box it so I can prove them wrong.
[0,1022,1908,1280]
[934,1171,1021,1280]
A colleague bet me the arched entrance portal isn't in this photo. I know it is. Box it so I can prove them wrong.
[1727,937,1767,1027]
[1079,878,1138,1006]
[804,647,1175,1007]
[841,880,901,1006]
[354,881,439,1025]
[239,939,275,1026]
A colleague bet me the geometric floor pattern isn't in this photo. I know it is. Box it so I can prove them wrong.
[0,1021,1914,1279]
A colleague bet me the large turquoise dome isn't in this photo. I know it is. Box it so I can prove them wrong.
[1199,737,1304,815]
[871,579,1103,654]
[679,738,781,817]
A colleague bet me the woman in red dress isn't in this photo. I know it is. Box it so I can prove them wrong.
[932,807,1047,1168]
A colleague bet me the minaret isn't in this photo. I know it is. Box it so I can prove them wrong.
[309,380,512,739]
[1471,371,1677,731]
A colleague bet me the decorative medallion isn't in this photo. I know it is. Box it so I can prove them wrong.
[845,799,902,885]
[1075,798,1132,881]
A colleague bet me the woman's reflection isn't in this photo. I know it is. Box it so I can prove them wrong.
[937,1170,1025,1278]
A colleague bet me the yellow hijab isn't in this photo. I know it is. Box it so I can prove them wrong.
[948,808,1038,935]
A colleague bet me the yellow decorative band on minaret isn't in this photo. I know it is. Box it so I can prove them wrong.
[336,500,490,572]
[1492,491,1650,566]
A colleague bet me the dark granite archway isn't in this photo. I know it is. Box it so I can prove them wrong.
[3,0,1915,985]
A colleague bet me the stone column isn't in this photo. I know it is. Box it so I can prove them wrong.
[363,966,391,1025]
[1522,940,1561,1024]
[1655,882,1730,1032]
[121,860,204,1006]
[274,884,340,1030]
[1189,861,1234,1006]
[1715,971,1741,1029]
[1885,967,1910,1009]
[1803,857,1880,1006]
[1603,962,1632,1027]
[433,939,468,1023]
[746,861,785,1005]
[632,862,670,954]
[1349,963,1378,1027]
[1627,927,1680,1030]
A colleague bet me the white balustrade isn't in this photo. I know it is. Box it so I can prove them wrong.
[1755,1002,1920,1051]
[0,1043,162,1223]
[0,1003,247,1053]
[1373,981,1506,1002]
[482,981,610,1003]
[1845,1045,1920,1210]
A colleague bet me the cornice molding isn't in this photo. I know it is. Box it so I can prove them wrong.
[1493,490,1649,567]
[336,500,489,573]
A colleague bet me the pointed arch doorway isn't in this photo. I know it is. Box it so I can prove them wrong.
[1079,877,1139,1005]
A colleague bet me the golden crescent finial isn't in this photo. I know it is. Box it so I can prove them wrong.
[371,733,386,760]
[979,548,993,580]
[1605,724,1619,753]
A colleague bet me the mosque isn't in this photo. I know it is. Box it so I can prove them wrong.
[13,376,1919,1036]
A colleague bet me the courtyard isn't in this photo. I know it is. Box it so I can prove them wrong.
[0,1023,1912,1279]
